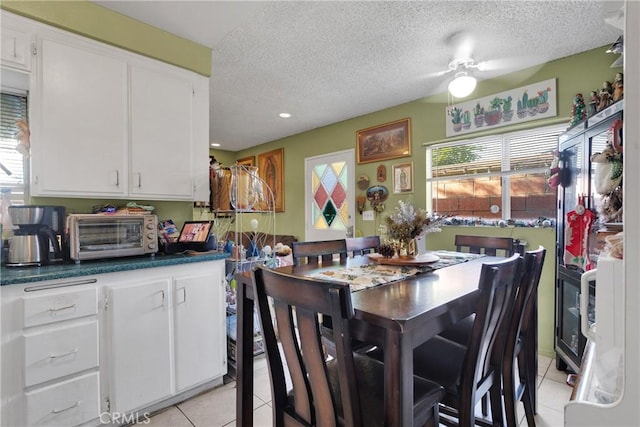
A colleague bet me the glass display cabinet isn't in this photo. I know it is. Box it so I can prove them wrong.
[555,101,623,372]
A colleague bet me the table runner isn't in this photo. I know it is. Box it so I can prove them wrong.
[308,251,483,292]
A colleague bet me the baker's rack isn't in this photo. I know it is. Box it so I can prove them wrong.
[210,164,276,363]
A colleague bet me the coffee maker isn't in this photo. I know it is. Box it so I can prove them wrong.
[7,205,65,266]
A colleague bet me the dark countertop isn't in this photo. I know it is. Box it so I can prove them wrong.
[1,251,231,286]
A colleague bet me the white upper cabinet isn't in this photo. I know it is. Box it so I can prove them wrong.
[19,12,209,201]
[31,35,129,197]
[130,64,194,199]
[1,13,34,71]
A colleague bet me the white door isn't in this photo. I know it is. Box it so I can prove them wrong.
[107,278,172,413]
[304,149,355,241]
[173,268,225,392]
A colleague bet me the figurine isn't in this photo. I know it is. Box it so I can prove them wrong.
[570,93,586,126]
[588,90,599,116]
[612,72,623,102]
[597,81,613,111]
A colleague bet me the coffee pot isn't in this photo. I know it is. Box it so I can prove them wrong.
[7,205,65,266]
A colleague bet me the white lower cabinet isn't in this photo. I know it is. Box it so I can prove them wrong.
[106,263,226,414]
[173,268,225,392]
[0,259,227,426]
[0,284,102,427]
[106,278,173,414]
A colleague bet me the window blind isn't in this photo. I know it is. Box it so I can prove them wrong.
[0,91,28,203]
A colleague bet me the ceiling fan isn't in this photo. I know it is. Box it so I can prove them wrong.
[433,30,539,99]
[432,31,487,98]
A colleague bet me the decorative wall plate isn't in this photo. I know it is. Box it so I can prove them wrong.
[366,185,389,204]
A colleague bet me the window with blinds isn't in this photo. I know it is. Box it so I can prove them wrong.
[0,91,28,204]
[426,124,564,220]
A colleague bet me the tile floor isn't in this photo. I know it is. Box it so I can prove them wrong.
[145,354,572,427]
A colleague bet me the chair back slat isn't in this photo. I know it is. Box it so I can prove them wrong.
[491,247,547,365]
[292,239,348,266]
[500,246,546,427]
[252,265,361,426]
[517,247,546,336]
[455,235,521,257]
[346,236,380,257]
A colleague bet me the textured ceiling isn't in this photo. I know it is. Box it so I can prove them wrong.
[92,1,623,152]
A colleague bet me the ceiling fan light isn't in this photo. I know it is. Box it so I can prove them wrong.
[448,72,477,98]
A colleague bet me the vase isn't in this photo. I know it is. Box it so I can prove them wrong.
[397,239,416,258]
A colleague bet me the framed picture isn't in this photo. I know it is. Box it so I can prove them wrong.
[257,148,284,212]
[392,162,413,194]
[356,118,411,164]
[236,156,255,167]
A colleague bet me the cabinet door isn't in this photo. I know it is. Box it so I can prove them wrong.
[1,26,32,71]
[30,36,128,197]
[173,265,226,391]
[107,278,172,413]
[130,64,194,200]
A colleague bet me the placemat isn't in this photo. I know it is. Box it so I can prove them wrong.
[308,251,483,292]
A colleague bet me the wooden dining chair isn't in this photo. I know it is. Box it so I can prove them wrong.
[502,246,546,427]
[252,265,445,427]
[407,254,523,427]
[429,248,546,426]
[455,235,523,257]
[291,239,348,266]
[346,236,380,257]
[292,239,374,355]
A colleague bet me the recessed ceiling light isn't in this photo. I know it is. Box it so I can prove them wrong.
[279,113,291,118]
[210,143,220,147]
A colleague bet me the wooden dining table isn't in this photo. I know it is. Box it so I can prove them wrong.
[234,254,501,427]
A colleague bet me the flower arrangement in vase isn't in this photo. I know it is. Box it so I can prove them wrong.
[383,199,445,258]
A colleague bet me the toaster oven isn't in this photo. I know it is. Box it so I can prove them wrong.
[67,214,158,262]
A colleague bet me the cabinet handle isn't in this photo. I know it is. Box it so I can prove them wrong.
[177,286,186,304]
[51,401,80,414]
[137,173,142,188]
[110,170,119,187]
[161,289,166,307]
[49,348,78,360]
[49,303,76,313]
[25,278,97,292]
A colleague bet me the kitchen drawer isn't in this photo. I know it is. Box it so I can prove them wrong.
[24,320,98,387]
[25,371,100,427]
[23,287,98,328]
